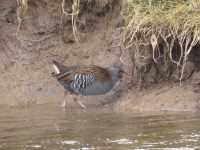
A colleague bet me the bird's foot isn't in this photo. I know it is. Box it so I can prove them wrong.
[73,98,87,110]
[77,101,87,109]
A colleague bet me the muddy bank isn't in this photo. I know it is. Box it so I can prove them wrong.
[0,0,124,107]
[0,0,200,112]
[115,80,200,112]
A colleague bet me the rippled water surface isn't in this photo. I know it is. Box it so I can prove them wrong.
[1,104,200,150]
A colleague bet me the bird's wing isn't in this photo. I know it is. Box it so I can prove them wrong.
[74,66,111,81]
[56,66,111,89]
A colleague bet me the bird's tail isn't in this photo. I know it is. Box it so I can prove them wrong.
[52,60,67,74]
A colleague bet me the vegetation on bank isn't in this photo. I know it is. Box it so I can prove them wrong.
[123,0,200,84]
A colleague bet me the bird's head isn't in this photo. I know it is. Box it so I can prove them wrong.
[110,61,132,82]
[109,65,127,82]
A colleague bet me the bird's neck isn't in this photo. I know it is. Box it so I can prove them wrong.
[110,71,119,83]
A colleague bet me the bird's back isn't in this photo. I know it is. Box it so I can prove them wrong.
[52,61,118,96]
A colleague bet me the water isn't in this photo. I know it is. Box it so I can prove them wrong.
[0,104,200,150]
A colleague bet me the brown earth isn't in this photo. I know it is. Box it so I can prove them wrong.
[0,0,200,112]
[115,80,200,113]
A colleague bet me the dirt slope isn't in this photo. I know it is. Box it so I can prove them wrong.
[0,0,200,112]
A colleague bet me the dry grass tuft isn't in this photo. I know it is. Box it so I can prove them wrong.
[16,0,28,36]
[62,0,80,42]
[123,0,200,84]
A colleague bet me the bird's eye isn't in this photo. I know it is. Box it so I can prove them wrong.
[119,69,124,74]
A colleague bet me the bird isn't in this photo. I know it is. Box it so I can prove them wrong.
[51,60,125,109]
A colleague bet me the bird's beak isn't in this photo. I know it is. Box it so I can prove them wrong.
[123,71,129,78]
[120,69,130,79]
[121,70,132,81]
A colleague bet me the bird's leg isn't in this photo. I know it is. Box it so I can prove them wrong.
[138,71,142,90]
[73,96,86,109]
[61,91,68,108]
